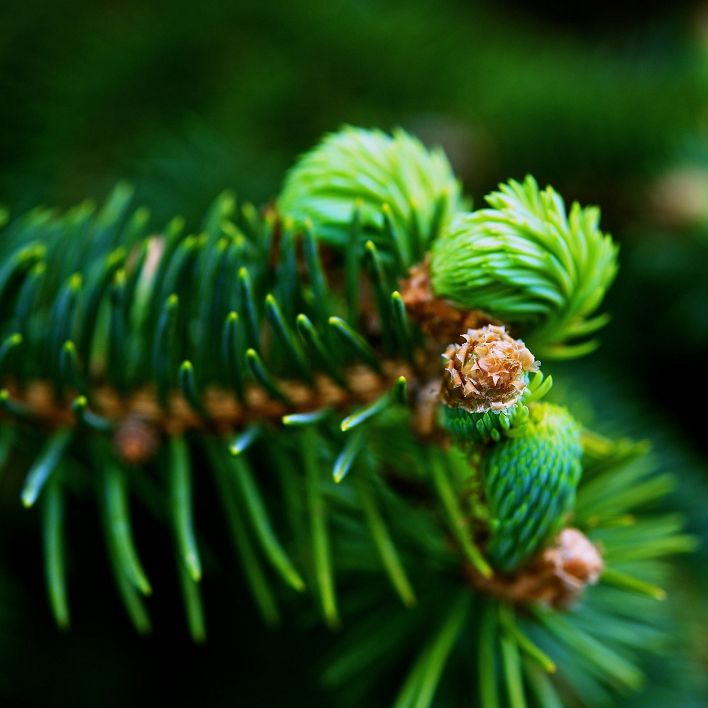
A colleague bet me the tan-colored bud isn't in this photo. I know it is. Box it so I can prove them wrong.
[467,527,604,609]
[441,325,539,413]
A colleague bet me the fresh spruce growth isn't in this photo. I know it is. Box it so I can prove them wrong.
[483,403,583,573]
[277,125,463,265]
[439,367,553,445]
[0,127,695,707]
[439,403,519,444]
[431,176,619,358]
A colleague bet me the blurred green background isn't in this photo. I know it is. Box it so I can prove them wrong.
[1,0,708,705]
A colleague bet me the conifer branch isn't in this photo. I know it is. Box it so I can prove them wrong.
[0,125,693,707]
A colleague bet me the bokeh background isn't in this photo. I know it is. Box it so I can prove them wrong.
[1,1,708,705]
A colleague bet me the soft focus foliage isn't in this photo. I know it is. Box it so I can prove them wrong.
[278,126,462,262]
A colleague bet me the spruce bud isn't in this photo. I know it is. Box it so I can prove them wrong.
[441,325,539,414]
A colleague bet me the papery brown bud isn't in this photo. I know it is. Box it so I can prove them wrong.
[441,324,539,413]
[467,527,604,609]
[550,527,604,592]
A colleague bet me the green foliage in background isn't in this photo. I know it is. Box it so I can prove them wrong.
[1,1,704,217]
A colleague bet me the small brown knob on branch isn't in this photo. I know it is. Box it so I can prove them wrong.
[113,415,160,465]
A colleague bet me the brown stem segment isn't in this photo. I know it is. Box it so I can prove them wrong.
[399,256,499,345]
[2,360,415,437]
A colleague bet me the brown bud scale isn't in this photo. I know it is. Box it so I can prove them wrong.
[441,324,539,413]
[399,258,498,344]
[467,527,604,609]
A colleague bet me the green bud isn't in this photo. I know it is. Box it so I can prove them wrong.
[482,402,582,573]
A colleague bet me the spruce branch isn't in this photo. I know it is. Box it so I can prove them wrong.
[0,125,694,708]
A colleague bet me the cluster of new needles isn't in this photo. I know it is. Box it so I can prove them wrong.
[0,126,693,706]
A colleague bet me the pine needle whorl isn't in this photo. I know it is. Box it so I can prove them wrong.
[430,176,618,358]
